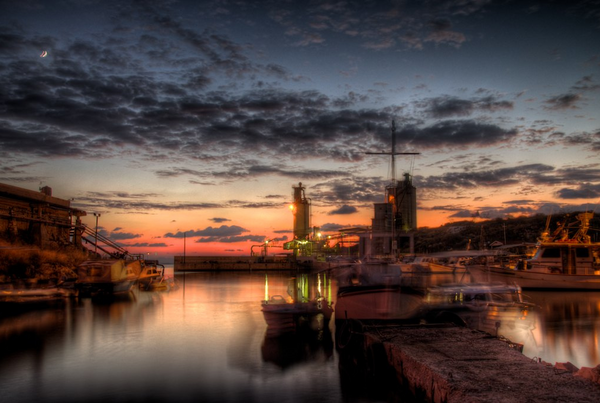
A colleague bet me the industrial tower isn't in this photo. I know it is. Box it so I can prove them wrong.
[363,121,419,256]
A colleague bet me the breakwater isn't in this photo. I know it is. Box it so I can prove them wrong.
[174,255,299,271]
[340,322,600,402]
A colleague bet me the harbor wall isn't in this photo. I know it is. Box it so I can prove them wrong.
[174,255,300,271]
[345,324,600,403]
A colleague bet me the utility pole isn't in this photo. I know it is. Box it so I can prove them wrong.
[93,213,101,254]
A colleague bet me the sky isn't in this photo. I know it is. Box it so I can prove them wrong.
[1,0,599,260]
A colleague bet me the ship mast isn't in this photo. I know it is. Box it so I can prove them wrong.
[366,120,420,256]
[366,120,419,185]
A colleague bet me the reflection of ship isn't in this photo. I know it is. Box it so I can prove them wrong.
[521,290,600,368]
[261,273,333,336]
[76,259,140,296]
[334,263,425,349]
[423,282,537,349]
[0,284,77,310]
[468,212,600,290]
[261,316,334,369]
[334,263,425,321]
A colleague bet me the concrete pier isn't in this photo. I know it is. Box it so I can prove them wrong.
[342,323,600,402]
[174,255,299,271]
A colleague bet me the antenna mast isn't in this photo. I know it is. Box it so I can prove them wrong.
[366,120,419,183]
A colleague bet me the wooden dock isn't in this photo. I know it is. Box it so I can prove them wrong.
[339,323,600,402]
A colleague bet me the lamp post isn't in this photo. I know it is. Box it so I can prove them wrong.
[93,213,101,254]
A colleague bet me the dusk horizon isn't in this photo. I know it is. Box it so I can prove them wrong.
[2,0,599,260]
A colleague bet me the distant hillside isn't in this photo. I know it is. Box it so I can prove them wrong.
[412,212,600,254]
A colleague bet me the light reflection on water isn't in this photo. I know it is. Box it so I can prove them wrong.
[0,269,599,403]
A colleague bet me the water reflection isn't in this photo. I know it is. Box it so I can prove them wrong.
[524,291,600,367]
[261,315,334,370]
[261,272,334,337]
[0,269,599,403]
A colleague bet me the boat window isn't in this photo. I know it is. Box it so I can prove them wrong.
[575,249,589,258]
[541,248,560,258]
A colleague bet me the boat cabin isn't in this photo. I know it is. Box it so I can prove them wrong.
[525,243,600,275]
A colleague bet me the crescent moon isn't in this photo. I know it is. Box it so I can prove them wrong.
[40,51,48,57]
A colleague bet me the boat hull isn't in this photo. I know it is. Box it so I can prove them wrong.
[76,259,137,296]
[468,265,600,290]
[262,299,333,336]
[335,285,424,322]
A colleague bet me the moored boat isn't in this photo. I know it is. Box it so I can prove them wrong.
[261,273,333,336]
[138,260,165,290]
[468,212,600,290]
[76,259,138,296]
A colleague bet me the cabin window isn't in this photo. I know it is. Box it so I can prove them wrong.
[541,248,561,258]
[575,249,589,258]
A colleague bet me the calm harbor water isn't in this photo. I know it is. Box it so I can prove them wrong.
[1,268,599,403]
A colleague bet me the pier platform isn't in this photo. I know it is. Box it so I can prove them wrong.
[174,256,298,271]
[341,323,600,402]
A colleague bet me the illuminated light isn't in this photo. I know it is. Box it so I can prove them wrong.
[40,50,48,57]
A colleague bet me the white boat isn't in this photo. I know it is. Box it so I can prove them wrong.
[262,295,332,333]
[261,274,333,336]
[76,259,139,296]
[468,212,600,290]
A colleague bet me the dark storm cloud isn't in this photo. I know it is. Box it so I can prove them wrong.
[311,177,383,206]
[195,234,266,243]
[328,205,358,215]
[571,75,600,92]
[418,164,600,202]
[123,242,169,247]
[425,18,466,48]
[448,209,478,218]
[210,217,231,223]
[71,191,288,212]
[109,231,142,240]
[555,183,600,199]
[530,166,600,186]
[155,163,349,182]
[399,121,518,149]
[265,0,488,51]
[0,16,525,175]
[559,130,600,151]
[163,223,268,244]
[543,93,582,110]
[164,225,248,238]
[423,95,514,118]
[417,164,555,190]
